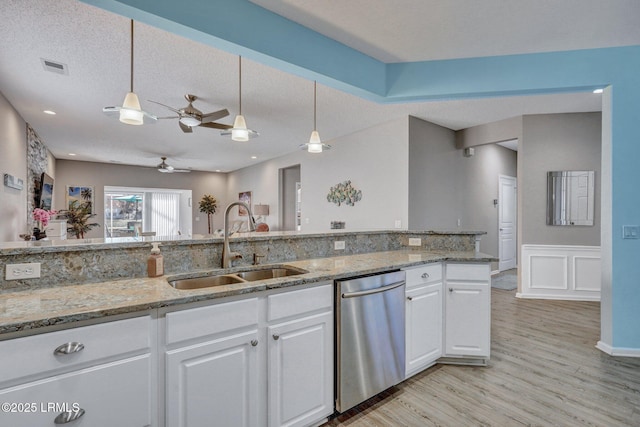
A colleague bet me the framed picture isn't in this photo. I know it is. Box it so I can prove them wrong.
[66,185,95,214]
[38,173,54,210]
[238,191,252,216]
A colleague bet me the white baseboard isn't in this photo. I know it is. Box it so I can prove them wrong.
[516,292,599,301]
[596,341,640,357]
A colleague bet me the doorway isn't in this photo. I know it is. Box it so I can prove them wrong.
[498,175,517,271]
[279,165,301,231]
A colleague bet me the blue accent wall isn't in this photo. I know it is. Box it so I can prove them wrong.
[82,0,640,349]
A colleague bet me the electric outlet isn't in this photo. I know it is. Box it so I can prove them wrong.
[5,262,41,280]
[408,238,422,246]
[394,220,402,229]
[457,218,462,227]
[334,240,346,250]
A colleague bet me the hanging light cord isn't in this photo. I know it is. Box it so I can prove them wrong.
[238,56,242,115]
[313,80,317,131]
[129,19,134,93]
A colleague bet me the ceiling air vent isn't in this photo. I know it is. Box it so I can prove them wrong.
[40,58,68,75]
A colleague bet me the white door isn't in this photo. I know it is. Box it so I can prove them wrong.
[498,175,517,271]
[444,282,490,357]
[405,283,442,377]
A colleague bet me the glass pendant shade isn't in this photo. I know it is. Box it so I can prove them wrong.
[231,115,250,141]
[307,130,323,153]
[119,92,144,125]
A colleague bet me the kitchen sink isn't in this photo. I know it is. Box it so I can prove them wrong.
[169,274,245,290]
[168,266,308,290]
[235,267,306,281]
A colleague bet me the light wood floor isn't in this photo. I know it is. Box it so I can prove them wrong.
[323,289,640,426]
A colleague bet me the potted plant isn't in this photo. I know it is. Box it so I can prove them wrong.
[199,194,218,234]
[59,200,99,239]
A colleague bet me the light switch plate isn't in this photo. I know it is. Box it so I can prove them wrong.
[622,225,640,239]
[334,240,346,250]
[5,263,41,280]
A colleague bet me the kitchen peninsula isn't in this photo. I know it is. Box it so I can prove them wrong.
[0,230,495,427]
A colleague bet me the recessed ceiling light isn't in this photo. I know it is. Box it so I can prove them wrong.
[593,88,604,94]
[215,169,221,172]
[43,110,56,115]
[68,153,77,156]
[251,156,257,159]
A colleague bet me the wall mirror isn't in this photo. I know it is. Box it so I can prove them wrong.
[547,171,595,226]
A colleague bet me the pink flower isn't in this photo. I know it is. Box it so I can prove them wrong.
[33,208,57,228]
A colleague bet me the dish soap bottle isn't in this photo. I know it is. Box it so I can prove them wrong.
[147,242,164,277]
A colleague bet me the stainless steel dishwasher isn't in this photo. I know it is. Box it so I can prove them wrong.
[335,270,406,412]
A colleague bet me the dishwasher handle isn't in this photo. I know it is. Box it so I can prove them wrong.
[341,280,405,299]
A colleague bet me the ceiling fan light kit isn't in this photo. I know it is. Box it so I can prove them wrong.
[149,94,231,133]
[221,56,258,141]
[103,19,156,125]
[300,81,331,153]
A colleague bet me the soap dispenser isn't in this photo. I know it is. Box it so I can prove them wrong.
[147,242,164,278]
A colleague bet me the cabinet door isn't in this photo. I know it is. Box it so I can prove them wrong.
[268,311,333,427]
[444,282,490,357]
[405,282,442,377]
[0,355,151,427]
[166,329,260,427]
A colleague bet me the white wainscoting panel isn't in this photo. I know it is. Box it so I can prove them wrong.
[518,245,600,301]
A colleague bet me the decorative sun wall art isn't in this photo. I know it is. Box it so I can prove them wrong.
[327,180,362,206]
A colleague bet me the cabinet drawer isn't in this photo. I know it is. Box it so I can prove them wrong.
[404,263,442,289]
[446,263,490,281]
[165,297,258,345]
[0,354,151,427]
[0,316,150,386]
[267,284,332,322]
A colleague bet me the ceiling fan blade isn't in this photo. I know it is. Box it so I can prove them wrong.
[179,121,193,133]
[147,100,181,114]
[200,121,233,130]
[172,169,191,173]
[157,115,181,120]
[200,108,230,124]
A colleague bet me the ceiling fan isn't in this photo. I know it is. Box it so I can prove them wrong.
[157,157,190,173]
[149,94,232,133]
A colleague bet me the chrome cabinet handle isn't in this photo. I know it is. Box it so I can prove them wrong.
[54,408,85,424]
[273,334,280,340]
[421,272,430,279]
[53,342,84,356]
[407,296,414,301]
[251,339,258,347]
[449,288,454,293]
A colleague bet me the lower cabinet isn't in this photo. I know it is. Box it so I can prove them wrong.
[403,264,443,378]
[165,330,260,427]
[268,311,333,427]
[0,315,153,427]
[163,282,334,427]
[444,263,491,359]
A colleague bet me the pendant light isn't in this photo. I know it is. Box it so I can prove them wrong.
[102,19,156,125]
[299,81,331,153]
[221,56,258,141]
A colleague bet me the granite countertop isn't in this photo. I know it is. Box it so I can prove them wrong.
[0,249,496,336]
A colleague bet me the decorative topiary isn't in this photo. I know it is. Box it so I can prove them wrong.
[199,194,218,234]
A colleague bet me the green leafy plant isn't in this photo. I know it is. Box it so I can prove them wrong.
[199,194,218,234]
[60,200,99,239]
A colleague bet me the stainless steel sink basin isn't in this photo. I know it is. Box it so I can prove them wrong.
[236,267,306,281]
[168,266,307,290]
[169,274,245,290]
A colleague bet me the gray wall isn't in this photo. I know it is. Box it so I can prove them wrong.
[0,92,27,241]
[408,116,517,262]
[54,160,229,238]
[521,113,601,246]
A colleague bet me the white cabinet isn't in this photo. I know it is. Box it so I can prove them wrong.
[403,263,443,378]
[164,298,260,427]
[0,316,153,427]
[163,283,333,427]
[444,263,491,360]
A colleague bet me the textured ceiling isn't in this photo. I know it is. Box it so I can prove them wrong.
[0,0,626,172]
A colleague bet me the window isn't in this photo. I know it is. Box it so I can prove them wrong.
[104,186,192,238]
